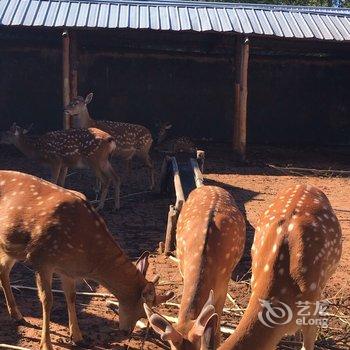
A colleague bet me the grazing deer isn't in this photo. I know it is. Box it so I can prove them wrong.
[0,170,173,350]
[219,184,342,350]
[145,186,246,349]
[1,123,120,211]
[64,93,155,189]
[156,121,196,154]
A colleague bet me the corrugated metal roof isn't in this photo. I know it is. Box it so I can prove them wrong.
[1,0,350,41]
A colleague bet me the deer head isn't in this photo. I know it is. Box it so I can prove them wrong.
[118,251,174,333]
[0,123,32,145]
[156,121,173,144]
[144,291,218,350]
[64,93,94,128]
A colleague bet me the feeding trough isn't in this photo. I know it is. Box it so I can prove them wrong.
[159,149,205,255]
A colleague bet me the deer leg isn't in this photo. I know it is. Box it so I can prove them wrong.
[96,173,110,212]
[301,324,318,350]
[0,254,23,321]
[60,275,83,344]
[139,152,155,190]
[50,161,62,184]
[36,269,54,350]
[57,166,68,187]
[101,162,121,211]
[126,159,132,177]
[94,178,101,201]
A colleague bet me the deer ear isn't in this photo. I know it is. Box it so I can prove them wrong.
[189,291,216,338]
[23,123,33,134]
[155,290,175,306]
[136,251,150,276]
[144,304,183,345]
[85,92,94,104]
[200,313,218,349]
[13,125,21,136]
[141,282,156,304]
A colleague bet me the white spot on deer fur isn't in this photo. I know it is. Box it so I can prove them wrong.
[288,223,294,232]
[0,180,5,186]
[272,244,277,253]
[310,283,317,291]
[264,264,269,272]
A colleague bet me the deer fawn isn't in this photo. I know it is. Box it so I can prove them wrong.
[0,170,173,350]
[64,93,155,189]
[145,186,246,349]
[1,123,120,211]
[219,184,342,350]
[156,121,196,154]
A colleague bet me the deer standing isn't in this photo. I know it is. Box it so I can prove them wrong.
[1,123,120,211]
[156,121,196,154]
[64,93,155,189]
[0,170,173,350]
[145,186,246,349]
[219,184,342,350]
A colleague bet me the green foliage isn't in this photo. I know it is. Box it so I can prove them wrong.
[209,0,350,8]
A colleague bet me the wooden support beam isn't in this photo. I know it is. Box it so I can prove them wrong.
[69,31,78,99]
[62,31,70,130]
[233,37,250,159]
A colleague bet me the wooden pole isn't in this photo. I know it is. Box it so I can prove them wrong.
[69,31,78,99]
[62,31,70,129]
[233,37,250,159]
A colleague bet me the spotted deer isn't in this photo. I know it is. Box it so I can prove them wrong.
[0,170,173,350]
[1,123,120,211]
[219,184,342,350]
[145,186,246,349]
[64,93,155,189]
[156,121,196,154]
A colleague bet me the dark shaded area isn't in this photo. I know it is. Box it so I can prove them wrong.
[1,27,350,148]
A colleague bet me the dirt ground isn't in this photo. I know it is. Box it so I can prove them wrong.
[0,144,349,350]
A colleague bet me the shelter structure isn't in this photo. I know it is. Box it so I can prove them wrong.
[1,0,350,157]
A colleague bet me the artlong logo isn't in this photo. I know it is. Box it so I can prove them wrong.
[258,299,293,328]
[258,299,329,328]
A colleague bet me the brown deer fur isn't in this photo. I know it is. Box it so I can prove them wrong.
[1,123,120,211]
[219,184,342,350]
[64,93,155,189]
[0,170,172,350]
[156,121,196,154]
[145,186,246,349]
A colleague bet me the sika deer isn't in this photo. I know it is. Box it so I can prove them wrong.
[64,93,155,189]
[156,121,196,154]
[0,170,173,350]
[145,186,246,349]
[219,184,342,350]
[1,123,120,211]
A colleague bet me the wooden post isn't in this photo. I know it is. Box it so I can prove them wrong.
[62,31,70,130]
[69,31,78,99]
[233,37,250,159]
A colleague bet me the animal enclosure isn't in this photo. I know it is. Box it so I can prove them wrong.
[0,144,349,349]
[1,27,350,148]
